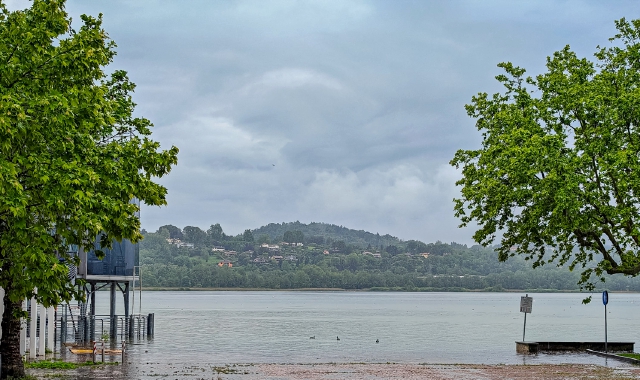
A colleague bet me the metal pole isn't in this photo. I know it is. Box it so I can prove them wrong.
[522,312,527,342]
[110,282,116,341]
[90,283,96,343]
[605,303,608,353]
[29,297,37,359]
[20,300,26,356]
[124,282,130,338]
[129,315,135,339]
[139,267,142,316]
[46,307,54,353]
[38,304,46,356]
[132,267,137,318]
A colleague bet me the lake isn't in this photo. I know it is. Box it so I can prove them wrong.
[90,291,640,367]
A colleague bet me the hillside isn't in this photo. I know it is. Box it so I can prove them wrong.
[140,222,640,292]
[252,221,404,249]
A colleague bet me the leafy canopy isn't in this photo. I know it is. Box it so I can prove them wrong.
[0,0,178,307]
[450,18,640,296]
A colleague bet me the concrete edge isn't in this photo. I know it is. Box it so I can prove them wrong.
[586,349,640,365]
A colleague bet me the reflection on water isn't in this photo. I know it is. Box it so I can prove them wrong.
[85,291,639,368]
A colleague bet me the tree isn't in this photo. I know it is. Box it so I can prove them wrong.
[183,226,206,246]
[242,229,254,243]
[0,1,178,377]
[406,240,428,254]
[158,227,171,239]
[257,234,270,245]
[450,18,640,299]
[158,224,183,240]
[332,240,347,252]
[385,245,399,256]
[283,230,304,243]
[207,223,225,242]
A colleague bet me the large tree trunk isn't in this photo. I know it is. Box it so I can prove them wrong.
[0,294,25,379]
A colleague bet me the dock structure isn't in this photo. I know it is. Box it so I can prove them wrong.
[9,201,154,355]
[14,236,155,355]
[70,232,154,346]
[516,341,634,354]
[76,237,140,343]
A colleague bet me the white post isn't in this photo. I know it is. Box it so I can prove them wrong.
[29,297,37,359]
[47,307,55,352]
[0,288,4,340]
[38,304,46,356]
[19,300,26,356]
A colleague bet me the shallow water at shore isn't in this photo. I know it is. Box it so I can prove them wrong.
[80,291,640,368]
[34,291,639,379]
[29,361,640,380]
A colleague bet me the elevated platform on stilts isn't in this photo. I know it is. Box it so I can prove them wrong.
[85,275,138,282]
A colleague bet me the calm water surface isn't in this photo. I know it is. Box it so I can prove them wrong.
[92,291,640,366]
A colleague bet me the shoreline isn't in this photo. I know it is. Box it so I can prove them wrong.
[137,287,640,294]
[27,362,640,379]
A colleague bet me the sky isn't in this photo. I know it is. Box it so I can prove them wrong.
[7,0,640,244]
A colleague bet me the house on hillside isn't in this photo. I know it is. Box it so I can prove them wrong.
[261,244,281,252]
[166,238,194,248]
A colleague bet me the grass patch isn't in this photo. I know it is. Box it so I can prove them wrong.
[619,353,640,360]
[211,365,248,374]
[25,360,77,370]
[26,359,119,370]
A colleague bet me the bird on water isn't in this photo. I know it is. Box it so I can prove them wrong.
[310,336,315,339]
[337,336,340,341]
[376,339,379,343]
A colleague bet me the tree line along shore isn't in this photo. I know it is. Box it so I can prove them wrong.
[139,222,640,292]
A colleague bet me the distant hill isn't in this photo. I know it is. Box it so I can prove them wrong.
[141,221,640,292]
[252,221,407,249]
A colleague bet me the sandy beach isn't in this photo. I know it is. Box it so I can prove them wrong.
[27,362,640,380]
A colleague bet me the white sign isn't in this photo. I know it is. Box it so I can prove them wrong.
[520,296,533,313]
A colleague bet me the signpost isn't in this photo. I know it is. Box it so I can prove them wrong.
[520,294,533,341]
[603,290,609,353]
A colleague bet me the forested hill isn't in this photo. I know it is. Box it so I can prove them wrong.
[140,222,640,292]
[252,222,404,249]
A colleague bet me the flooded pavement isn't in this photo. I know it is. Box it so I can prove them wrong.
[27,361,640,380]
[26,349,640,380]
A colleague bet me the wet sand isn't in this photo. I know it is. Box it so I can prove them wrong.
[27,362,640,380]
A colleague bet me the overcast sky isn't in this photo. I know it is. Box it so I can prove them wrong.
[8,1,640,244]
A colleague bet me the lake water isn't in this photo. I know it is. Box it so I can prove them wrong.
[91,291,640,367]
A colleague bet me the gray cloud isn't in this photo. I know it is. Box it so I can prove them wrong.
[19,0,640,243]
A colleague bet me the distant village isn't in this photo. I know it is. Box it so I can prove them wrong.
[164,237,432,268]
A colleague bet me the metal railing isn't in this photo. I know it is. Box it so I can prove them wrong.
[56,304,154,347]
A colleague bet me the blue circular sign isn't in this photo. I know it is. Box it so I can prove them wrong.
[603,290,609,306]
